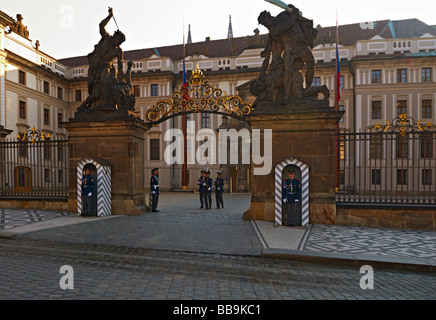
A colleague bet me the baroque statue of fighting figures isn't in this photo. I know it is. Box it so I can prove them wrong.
[77,8,135,114]
[251,3,330,107]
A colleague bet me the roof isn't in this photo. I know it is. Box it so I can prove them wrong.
[0,9,15,25]
[390,19,436,39]
[315,20,392,46]
[58,34,268,68]
[58,18,436,68]
[315,19,436,47]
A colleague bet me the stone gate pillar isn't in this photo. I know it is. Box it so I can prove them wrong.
[243,100,344,225]
[64,113,151,215]
[0,126,13,194]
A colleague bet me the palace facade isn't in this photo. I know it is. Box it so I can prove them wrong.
[1,10,435,192]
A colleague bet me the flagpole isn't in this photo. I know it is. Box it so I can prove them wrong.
[335,5,340,192]
[182,19,188,189]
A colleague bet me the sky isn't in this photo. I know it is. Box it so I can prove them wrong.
[1,0,435,59]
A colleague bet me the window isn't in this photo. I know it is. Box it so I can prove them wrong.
[58,113,63,129]
[58,170,64,184]
[134,85,140,97]
[19,70,26,85]
[397,169,407,185]
[372,70,381,84]
[422,169,432,186]
[151,84,159,96]
[186,113,192,129]
[340,76,344,89]
[150,139,160,160]
[397,69,407,83]
[201,113,210,128]
[422,100,432,119]
[372,169,381,185]
[44,108,50,126]
[372,101,382,119]
[58,145,64,162]
[339,137,345,160]
[339,170,345,185]
[44,169,51,183]
[75,90,82,102]
[18,143,28,158]
[396,136,409,159]
[422,68,432,82]
[370,135,383,159]
[43,143,51,160]
[43,81,50,94]
[339,105,344,123]
[57,87,63,100]
[19,101,26,119]
[397,100,407,117]
[312,77,321,87]
[421,135,433,159]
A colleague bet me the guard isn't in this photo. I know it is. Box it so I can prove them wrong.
[214,169,225,209]
[150,168,160,212]
[197,169,208,209]
[81,167,95,216]
[282,170,301,226]
[205,168,213,210]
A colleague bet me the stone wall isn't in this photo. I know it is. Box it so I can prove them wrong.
[337,206,436,231]
[0,199,69,211]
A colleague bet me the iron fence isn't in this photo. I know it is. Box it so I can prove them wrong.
[0,136,69,199]
[337,126,436,207]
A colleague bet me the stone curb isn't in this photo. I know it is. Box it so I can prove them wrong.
[261,248,436,273]
[0,215,123,236]
[0,231,17,239]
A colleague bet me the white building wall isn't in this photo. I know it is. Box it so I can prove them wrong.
[27,72,37,91]
[28,97,38,129]
[6,63,18,83]
[0,63,5,126]
[5,90,17,132]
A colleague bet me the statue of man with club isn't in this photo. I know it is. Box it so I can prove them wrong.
[78,7,135,113]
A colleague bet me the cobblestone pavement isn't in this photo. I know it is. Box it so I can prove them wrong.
[304,224,436,259]
[0,237,434,300]
[3,193,436,266]
[15,193,263,256]
[0,208,73,230]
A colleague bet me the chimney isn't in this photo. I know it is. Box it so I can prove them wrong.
[205,37,211,42]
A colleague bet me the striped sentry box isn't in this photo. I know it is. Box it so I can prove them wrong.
[275,157,310,227]
[77,157,112,217]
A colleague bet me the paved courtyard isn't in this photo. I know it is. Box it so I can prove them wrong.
[1,193,435,265]
[7,193,263,256]
[0,237,434,300]
[0,192,435,301]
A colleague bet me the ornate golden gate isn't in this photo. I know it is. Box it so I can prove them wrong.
[145,65,252,124]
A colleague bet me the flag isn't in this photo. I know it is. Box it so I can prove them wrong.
[182,29,189,107]
[335,14,341,106]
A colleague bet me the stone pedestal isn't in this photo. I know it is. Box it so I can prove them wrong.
[243,100,344,225]
[64,112,151,215]
[0,125,13,141]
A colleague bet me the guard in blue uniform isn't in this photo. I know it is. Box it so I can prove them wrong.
[282,170,301,226]
[214,169,225,209]
[205,169,213,210]
[81,167,95,216]
[150,168,160,212]
[197,169,207,209]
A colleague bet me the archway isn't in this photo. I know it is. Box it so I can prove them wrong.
[275,156,310,227]
[144,64,253,195]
